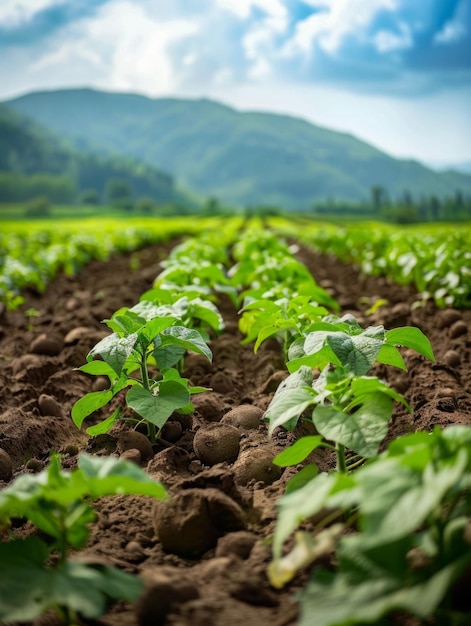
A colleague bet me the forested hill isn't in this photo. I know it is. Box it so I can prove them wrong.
[0,104,186,205]
[5,88,471,209]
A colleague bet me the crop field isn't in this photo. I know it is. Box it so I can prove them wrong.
[1,216,471,626]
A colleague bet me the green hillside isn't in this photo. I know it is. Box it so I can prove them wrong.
[0,103,189,206]
[5,88,471,209]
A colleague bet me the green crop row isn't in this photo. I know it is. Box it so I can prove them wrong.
[0,217,236,310]
[227,227,471,626]
[270,218,471,308]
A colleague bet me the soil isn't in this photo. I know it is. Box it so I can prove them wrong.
[1,238,470,626]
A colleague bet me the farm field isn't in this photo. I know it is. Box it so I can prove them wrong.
[1,217,471,626]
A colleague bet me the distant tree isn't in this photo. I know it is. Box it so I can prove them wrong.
[135,197,156,214]
[24,196,52,218]
[105,178,133,206]
[79,188,101,205]
[370,185,388,211]
[203,196,220,216]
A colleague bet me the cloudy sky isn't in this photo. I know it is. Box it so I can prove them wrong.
[1,0,470,166]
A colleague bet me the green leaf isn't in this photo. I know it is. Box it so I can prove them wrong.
[312,392,393,458]
[71,390,114,429]
[265,367,316,435]
[299,554,471,626]
[273,436,324,467]
[386,326,435,362]
[160,326,212,362]
[376,343,407,370]
[154,343,186,369]
[285,464,319,494]
[126,381,190,429]
[76,453,167,499]
[0,538,143,622]
[89,332,138,376]
[327,326,385,375]
[76,360,117,379]
[86,407,121,436]
[273,472,352,558]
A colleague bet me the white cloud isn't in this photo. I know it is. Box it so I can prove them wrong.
[434,19,466,44]
[0,0,66,27]
[29,1,198,95]
[282,0,397,56]
[374,22,412,53]
[216,0,286,20]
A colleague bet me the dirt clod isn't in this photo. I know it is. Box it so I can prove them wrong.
[0,448,13,481]
[153,488,246,558]
[29,333,63,356]
[221,405,264,429]
[193,423,240,466]
[38,393,63,417]
[118,431,154,461]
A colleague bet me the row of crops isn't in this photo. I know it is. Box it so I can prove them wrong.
[1,216,471,625]
[2,217,471,311]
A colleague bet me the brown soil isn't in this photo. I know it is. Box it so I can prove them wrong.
[1,239,470,626]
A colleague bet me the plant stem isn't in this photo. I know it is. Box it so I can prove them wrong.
[336,443,347,473]
[139,354,156,444]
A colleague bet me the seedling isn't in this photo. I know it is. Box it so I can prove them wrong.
[265,315,434,471]
[269,426,471,626]
[0,453,166,625]
[72,308,211,443]
[25,306,40,330]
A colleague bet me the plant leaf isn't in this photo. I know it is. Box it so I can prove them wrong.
[0,538,143,622]
[89,332,138,376]
[386,327,435,362]
[126,381,190,429]
[273,436,324,467]
[71,390,114,429]
[312,392,393,458]
[265,367,316,435]
[160,326,212,362]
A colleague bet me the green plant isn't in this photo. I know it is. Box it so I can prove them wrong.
[25,306,40,330]
[269,426,471,626]
[72,308,211,443]
[0,453,166,625]
[265,315,434,472]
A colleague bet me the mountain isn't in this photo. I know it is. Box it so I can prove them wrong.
[5,88,471,209]
[0,103,188,205]
[425,159,471,175]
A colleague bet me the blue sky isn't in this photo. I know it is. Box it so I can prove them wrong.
[0,0,470,165]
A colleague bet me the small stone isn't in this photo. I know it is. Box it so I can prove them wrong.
[118,431,153,461]
[233,448,283,487]
[193,423,240,466]
[160,421,182,442]
[449,320,468,339]
[25,458,45,472]
[38,394,63,417]
[30,333,62,356]
[64,326,91,344]
[216,531,257,559]
[221,405,264,430]
[120,448,142,465]
[444,350,461,368]
[437,309,462,329]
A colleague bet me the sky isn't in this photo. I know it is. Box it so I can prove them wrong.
[0,0,470,166]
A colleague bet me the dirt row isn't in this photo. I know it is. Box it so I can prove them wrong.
[0,237,470,626]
